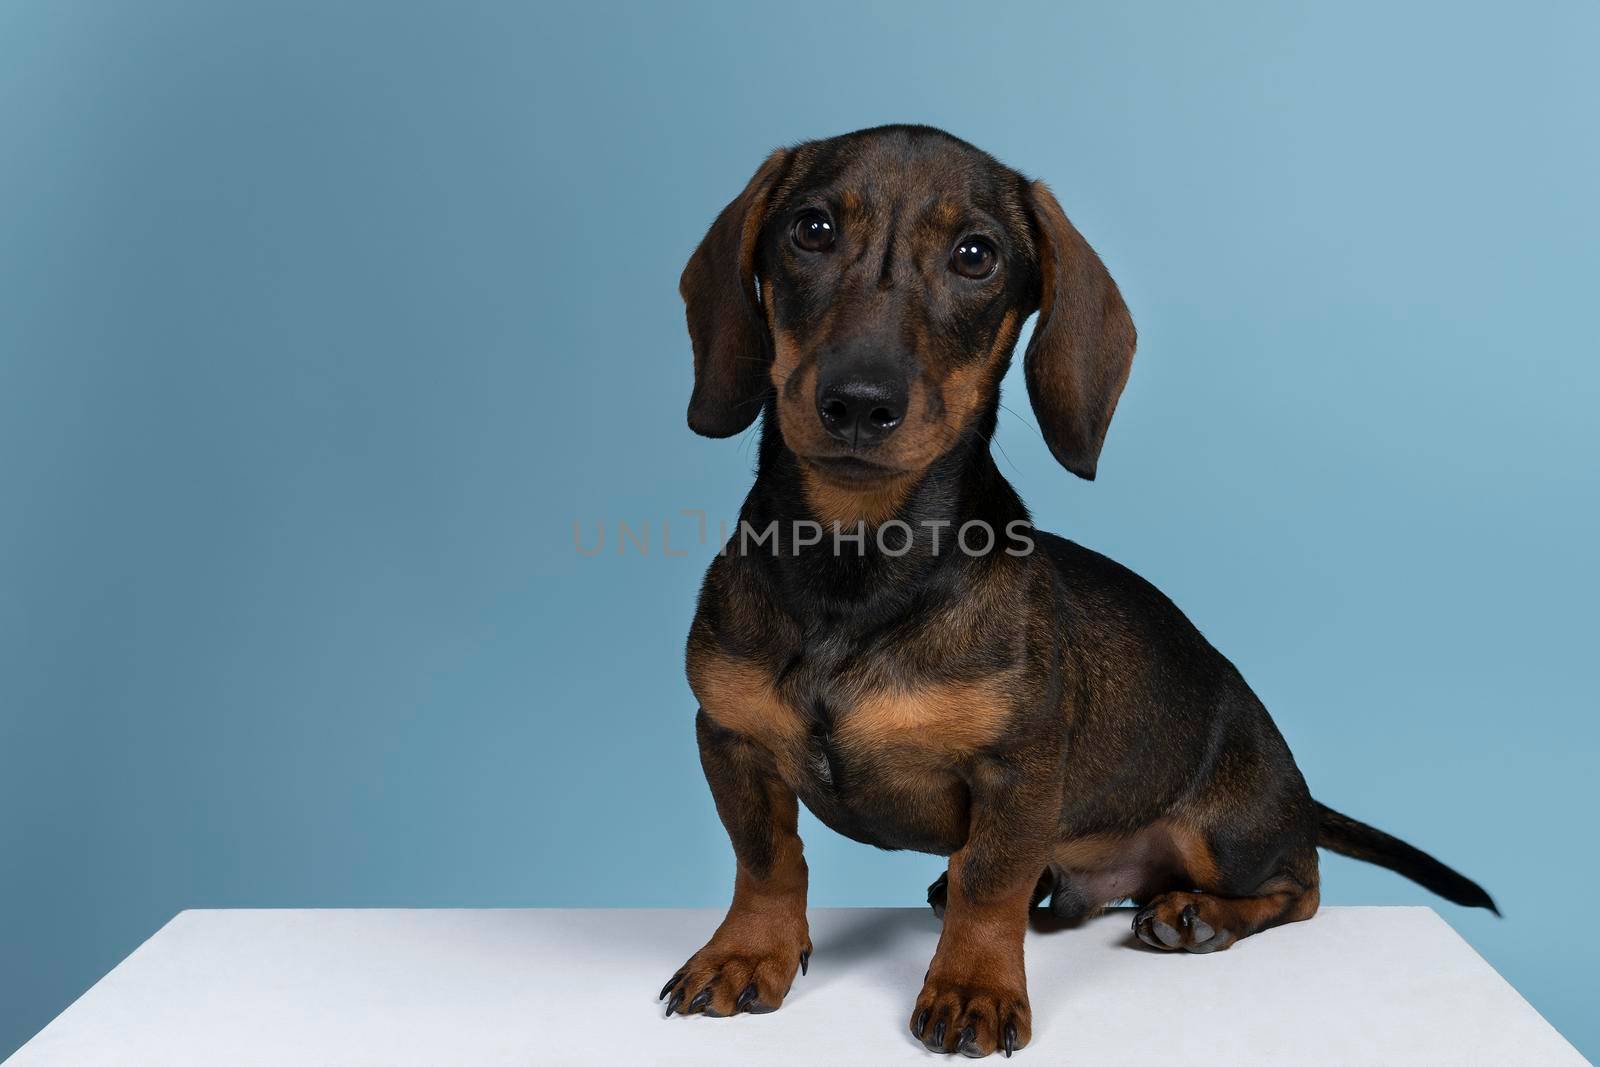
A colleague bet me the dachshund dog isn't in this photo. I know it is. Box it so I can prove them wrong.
[659,125,1494,1058]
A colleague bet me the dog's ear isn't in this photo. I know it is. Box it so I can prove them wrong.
[680,148,791,438]
[1022,181,1136,480]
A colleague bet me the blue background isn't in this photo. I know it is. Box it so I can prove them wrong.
[2,0,1595,1058]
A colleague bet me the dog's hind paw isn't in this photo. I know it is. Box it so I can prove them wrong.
[1132,893,1236,953]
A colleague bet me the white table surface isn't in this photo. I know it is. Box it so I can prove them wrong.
[7,906,1584,1066]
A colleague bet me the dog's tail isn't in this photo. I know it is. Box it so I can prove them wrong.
[1315,802,1499,914]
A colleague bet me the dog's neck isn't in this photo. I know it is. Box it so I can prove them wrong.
[733,403,1029,626]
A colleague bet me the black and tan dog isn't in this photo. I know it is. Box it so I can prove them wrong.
[659,125,1494,1057]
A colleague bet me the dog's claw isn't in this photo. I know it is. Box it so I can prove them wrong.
[799,949,809,976]
[659,972,683,1001]
[687,987,712,1014]
[913,1008,930,1038]
[1004,1022,1017,1057]
[932,1019,947,1048]
[958,1024,977,1054]
[665,988,685,1017]
[736,983,758,1012]
[927,871,949,915]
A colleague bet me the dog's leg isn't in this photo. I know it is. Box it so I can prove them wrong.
[660,712,811,1018]
[910,759,1057,1057]
[926,867,1055,919]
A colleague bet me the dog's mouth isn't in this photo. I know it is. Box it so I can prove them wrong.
[800,453,906,485]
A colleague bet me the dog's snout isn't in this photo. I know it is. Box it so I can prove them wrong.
[817,376,907,447]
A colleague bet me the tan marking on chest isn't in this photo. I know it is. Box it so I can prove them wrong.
[689,653,806,750]
[837,678,1015,757]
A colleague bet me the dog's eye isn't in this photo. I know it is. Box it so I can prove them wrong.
[950,237,997,279]
[792,210,836,253]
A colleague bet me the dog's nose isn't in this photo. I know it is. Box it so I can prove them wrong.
[816,378,906,446]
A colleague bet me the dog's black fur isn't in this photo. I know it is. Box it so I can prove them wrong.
[660,125,1494,1058]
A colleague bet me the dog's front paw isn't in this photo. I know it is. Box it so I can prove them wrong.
[909,964,1030,1057]
[660,923,812,1018]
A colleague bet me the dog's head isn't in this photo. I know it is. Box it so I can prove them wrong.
[681,125,1135,496]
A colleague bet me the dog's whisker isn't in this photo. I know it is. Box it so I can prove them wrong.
[998,401,1039,436]
[992,436,1021,476]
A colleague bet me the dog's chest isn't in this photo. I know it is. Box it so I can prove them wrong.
[761,651,1013,853]
[691,622,1019,853]
[789,687,972,852]
[782,645,1006,758]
